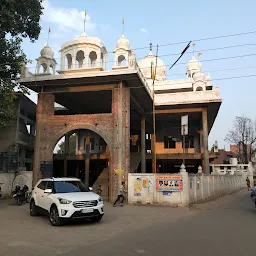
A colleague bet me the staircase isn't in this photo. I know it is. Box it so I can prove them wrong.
[92,167,109,201]
[130,152,141,173]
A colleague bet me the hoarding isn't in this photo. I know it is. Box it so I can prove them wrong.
[156,174,183,191]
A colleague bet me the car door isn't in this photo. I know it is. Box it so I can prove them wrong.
[41,181,54,212]
[34,181,47,207]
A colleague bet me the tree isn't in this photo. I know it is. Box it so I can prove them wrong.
[57,135,77,155]
[225,116,256,164]
[0,0,43,128]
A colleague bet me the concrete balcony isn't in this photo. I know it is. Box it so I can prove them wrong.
[155,88,221,106]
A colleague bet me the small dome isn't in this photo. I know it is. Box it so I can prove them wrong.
[186,56,202,75]
[40,45,54,59]
[138,51,166,81]
[193,71,205,82]
[60,32,105,52]
[116,35,130,50]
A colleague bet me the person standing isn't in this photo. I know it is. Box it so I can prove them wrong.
[113,181,126,207]
[246,177,251,191]
[96,185,102,196]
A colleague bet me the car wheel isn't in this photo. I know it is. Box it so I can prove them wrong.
[49,205,63,226]
[30,200,38,216]
[91,215,103,223]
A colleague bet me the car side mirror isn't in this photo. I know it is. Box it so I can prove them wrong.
[44,189,52,194]
[89,187,93,191]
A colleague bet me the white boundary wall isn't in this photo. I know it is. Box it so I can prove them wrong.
[188,174,245,204]
[0,171,33,198]
[128,172,247,207]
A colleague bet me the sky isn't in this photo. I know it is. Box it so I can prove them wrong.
[21,0,256,149]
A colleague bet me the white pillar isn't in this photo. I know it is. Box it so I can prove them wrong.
[180,164,189,206]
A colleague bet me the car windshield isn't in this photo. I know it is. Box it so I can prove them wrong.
[54,180,90,193]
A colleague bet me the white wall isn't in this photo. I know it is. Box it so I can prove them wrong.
[128,172,189,206]
[0,171,33,198]
[188,174,245,204]
[128,172,246,207]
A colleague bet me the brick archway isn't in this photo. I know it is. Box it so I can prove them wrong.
[50,123,113,156]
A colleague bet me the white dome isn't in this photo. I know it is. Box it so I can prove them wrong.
[186,56,202,75]
[40,45,54,59]
[60,32,105,52]
[116,35,130,50]
[138,51,166,81]
[193,71,205,82]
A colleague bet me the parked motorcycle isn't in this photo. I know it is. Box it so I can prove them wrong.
[12,185,31,206]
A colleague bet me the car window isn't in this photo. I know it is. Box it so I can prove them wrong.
[46,181,53,190]
[54,181,90,193]
[37,181,47,190]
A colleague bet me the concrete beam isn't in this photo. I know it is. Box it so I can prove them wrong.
[44,84,118,93]
[153,108,204,114]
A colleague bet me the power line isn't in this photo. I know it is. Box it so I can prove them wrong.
[134,30,256,50]
[166,65,256,77]
[2,51,256,74]
[1,41,256,69]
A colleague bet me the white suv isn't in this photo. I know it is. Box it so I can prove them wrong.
[29,177,104,226]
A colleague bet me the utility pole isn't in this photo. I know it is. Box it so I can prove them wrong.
[151,44,158,173]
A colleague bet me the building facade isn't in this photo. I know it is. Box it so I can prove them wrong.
[0,95,36,172]
[18,31,222,201]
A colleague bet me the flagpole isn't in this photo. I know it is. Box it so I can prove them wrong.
[84,10,87,33]
[122,18,124,35]
[47,27,50,45]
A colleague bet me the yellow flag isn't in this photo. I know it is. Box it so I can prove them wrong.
[84,10,87,17]
[122,18,124,24]
[198,52,202,57]
[151,62,155,80]
[192,43,195,47]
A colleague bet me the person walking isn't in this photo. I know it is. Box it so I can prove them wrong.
[246,177,251,191]
[113,181,126,207]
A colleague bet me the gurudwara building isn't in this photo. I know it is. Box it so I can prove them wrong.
[19,31,222,201]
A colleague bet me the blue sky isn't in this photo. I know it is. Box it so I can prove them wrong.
[22,0,256,149]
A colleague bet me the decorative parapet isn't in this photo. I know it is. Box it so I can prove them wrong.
[135,62,152,98]
[155,87,221,106]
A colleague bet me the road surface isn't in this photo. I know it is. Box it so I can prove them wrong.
[0,189,254,256]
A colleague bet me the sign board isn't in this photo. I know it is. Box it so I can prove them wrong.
[181,115,188,135]
[156,174,183,191]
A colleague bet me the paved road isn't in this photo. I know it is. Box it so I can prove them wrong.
[0,189,255,256]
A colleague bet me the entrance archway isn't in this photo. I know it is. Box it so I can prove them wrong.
[53,128,111,200]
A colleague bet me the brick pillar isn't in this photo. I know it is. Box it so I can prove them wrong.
[33,93,55,186]
[202,109,210,174]
[111,83,130,202]
[141,116,146,173]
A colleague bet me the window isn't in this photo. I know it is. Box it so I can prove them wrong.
[37,181,47,190]
[89,51,97,67]
[54,180,90,193]
[90,137,95,151]
[184,136,194,148]
[117,55,126,66]
[196,86,203,91]
[46,181,53,190]
[66,54,72,69]
[164,136,176,148]
[76,50,85,68]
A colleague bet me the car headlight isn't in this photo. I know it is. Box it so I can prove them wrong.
[58,198,72,204]
[98,197,103,202]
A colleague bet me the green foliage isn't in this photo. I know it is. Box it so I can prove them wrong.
[57,135,77,155]
[0,0,43,128]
